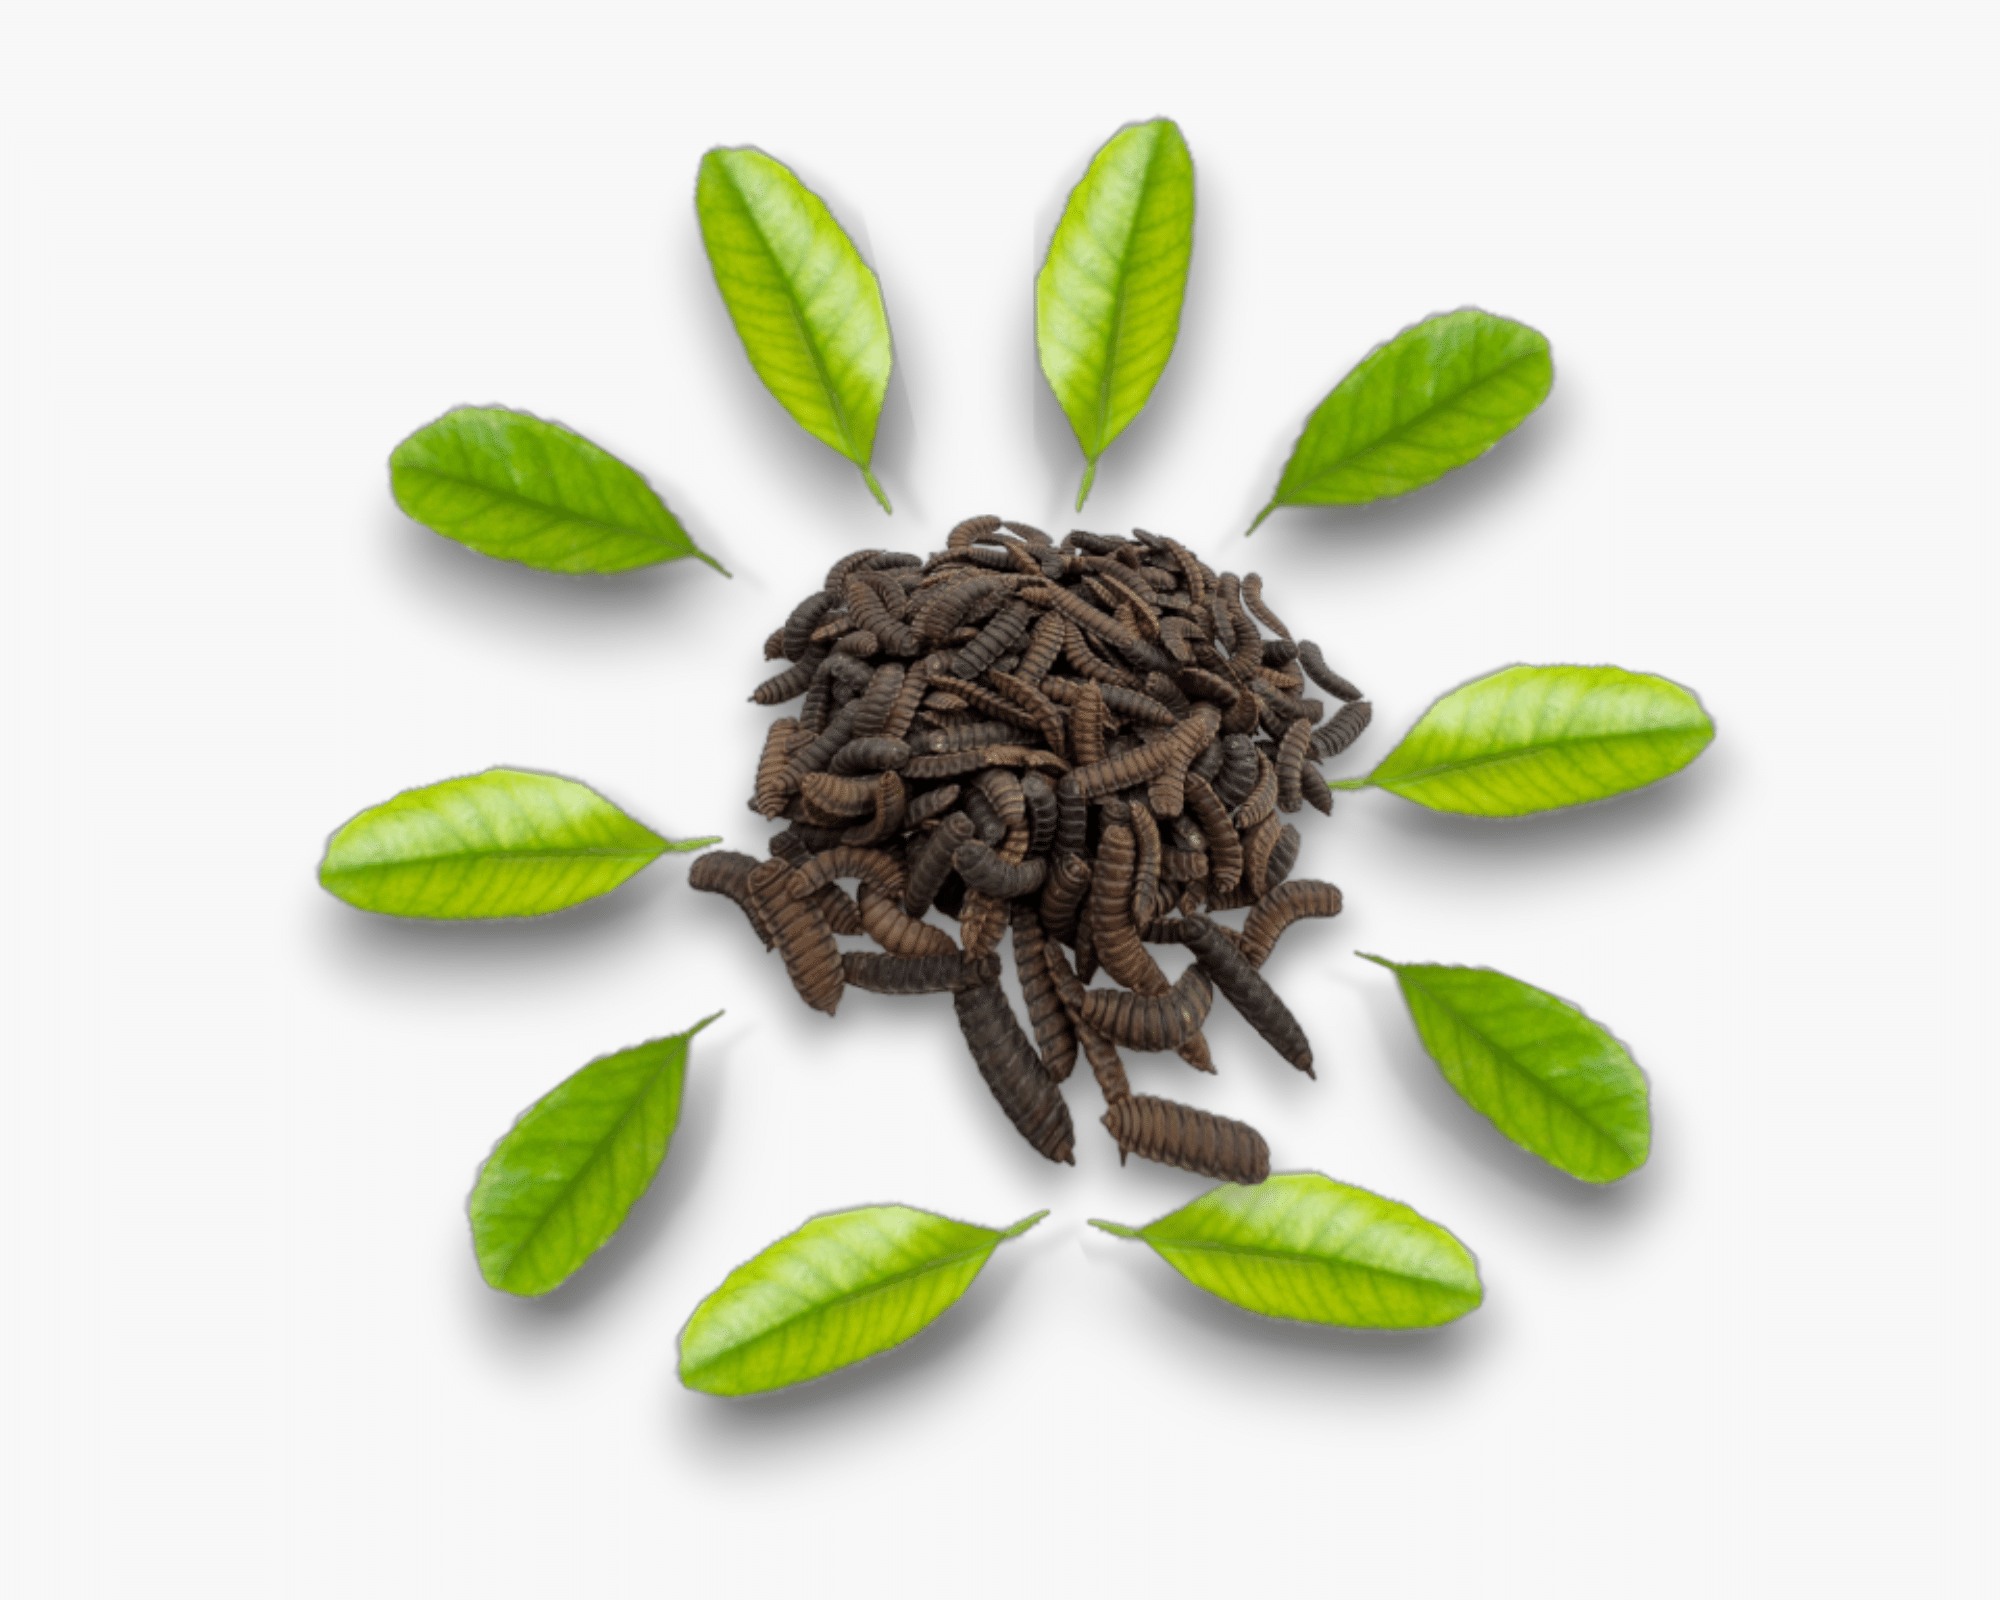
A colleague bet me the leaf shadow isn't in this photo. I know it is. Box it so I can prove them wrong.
[1353,976,1671,1228]
[314,863,681,985]
[377,506,728,635]
[461,1031,739,1343]
[1238,388,1568,561]
[669,1224,1054,1444]
[1360,744,1729,870]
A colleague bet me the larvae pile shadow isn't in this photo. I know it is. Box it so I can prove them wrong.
[691,516,1369,1184]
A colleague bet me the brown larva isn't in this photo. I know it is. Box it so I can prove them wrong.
[1103,1095,1271,1185]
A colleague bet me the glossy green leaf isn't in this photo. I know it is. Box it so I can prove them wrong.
[389,406,727,576]
[1036,118,1195,510]
[679,1205,1045,1396]
[469,1015,718,1296]
[1329,664,1714,816]
[1359,956,1649,1183]
[318,767,717,919]
[1249,309,1551,530]
[1092,1174,1480,1329]
[696,146,894,512]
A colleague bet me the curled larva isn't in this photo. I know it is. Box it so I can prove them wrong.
[1238,879,1344,970]
[688,850,774,947]
[746,857,844,1016]
[1076,962,1214,1052]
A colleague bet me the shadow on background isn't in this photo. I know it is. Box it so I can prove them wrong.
[318,857,690,983]
[1366,743,1731,869]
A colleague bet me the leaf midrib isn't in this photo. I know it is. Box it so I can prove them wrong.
[1087,130,1166,456]
[690,1239,993,1374]
[1150,1234,1474,1296]
[329,843,663,873]
[1375,723,1701,790]
[1396,967,1631,1156]
[1294,345,1543,495]
[722,163,866,466]
[401,464,677,551]
[495,1057,674,1287]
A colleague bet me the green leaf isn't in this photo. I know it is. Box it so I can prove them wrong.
[469,1015,719,1296]
[696,146,894,512]
[1036,118,1195,510]
[388,406,727,576]
[1358,956,1649,1183]
[1092,1174,1480,1329]
[1329,664,1714,816]
[1249,309,1551,530]
[679,1205,1045,1396]
[318,767,717,919]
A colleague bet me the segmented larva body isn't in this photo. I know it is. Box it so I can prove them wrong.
[1237,879,1344,970]
[843,950,998,995]
[903,812,974,917]
[856,882,957,959]
[1176,913,1314,1077]
[1310,700,1372,761]
[689,850,775,947]
[1088,824,1169,995]
[1103,1095,1271,1185]
[1039,851,1092,946]
[1075,963,1214,1052]
[745,857,844,1015]
[952,980,1076,1164]
[1010,903,1077,1085]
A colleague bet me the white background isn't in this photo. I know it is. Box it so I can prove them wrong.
[3,1,1992,1594]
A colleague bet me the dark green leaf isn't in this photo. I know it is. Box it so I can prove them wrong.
[1092,1173,1480,1328]
[1036,118,1195,509]
[1359,956,1649,1182]
[317,767,717,919]
[1250,309,1551,530]
[469,1016,719,1296]
[679,1205,1044,1395]
[697,146,894,512]
[389,406,726,576]
[1329,664,1713,816]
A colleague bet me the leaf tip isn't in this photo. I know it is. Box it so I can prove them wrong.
[1075,459,1098,511]
[998,1210,1050,1241]
[1244,502,1276,536]
[1087,1219,1142,1239]
[1354,951,1398,971]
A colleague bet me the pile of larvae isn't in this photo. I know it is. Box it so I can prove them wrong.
[690,516,1369,1184]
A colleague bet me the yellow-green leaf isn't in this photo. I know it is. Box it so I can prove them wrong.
[1250,309,1551,530]
[469,1016,719,1296]
[679,1205,1044,1396]
[389,406,726,576]
[317,768,716,919]
[1360,957,1650,1182]
[1092,1174,1481,1329]
[696,146,894,512]
[1036,117,1195,509]
[1330,664,1714,816]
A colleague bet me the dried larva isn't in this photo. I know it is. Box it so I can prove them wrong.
[789,846,908,902]
[1295,640,1363,702]
[753,716,802,818]
[1019,771,1058,857]
[1264,823,1300,888]
[1176,913,1314,1077]
[1275,716,1312,813]
[1009,902,1077,1085]
[856,882,958,959]
[1237,879,1344,969]
[746,857,844,1015]
[1076,963,1214,1052]
[1301,762,1334,816]
[1127,801,1164,927]
[952,980,1076,1164]
[843,950,999,995]
[783,591,836,659]
[903,811,975,918]
[1039,850,1092,946]
[752,641,830,705]
[1103,1094,1270,1184]
[1309,700,1372,761]
[954,839,1048,899]
[688,850,775,948]
[903,784,961,827]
